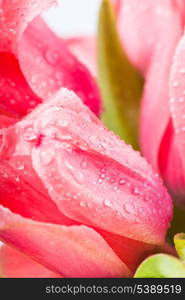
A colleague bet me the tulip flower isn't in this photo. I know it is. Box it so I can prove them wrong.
[0,0,173,278]
[0,87,172,277]
[112,0,185,208]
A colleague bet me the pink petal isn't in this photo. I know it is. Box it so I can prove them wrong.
[158,121,185,207]
[65,36,97,77]
[0,126,78,225]
[33,140,170,245]
[19,18,101,115]
[0,245,62,278]
[174,0,185,26]
[0,52,42,117]
[98,230,154,272]
[0,157,78,225]
[114,0,181,74]
[0,206,130,278]
[0,0,57,53]
[25,88,172,244]
[0,2,101,117]
[0,113,18,128]
[166,32,185,201]
[140,3,181,170]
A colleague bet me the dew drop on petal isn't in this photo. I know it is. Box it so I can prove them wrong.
[80,160,87,169]
[40,150,54,166]
[124,202,134,214]
[23,127,38,142]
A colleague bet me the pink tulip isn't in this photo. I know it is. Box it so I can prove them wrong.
[0,86,172,277]
[0,0,172,278]
[113,0,185,207]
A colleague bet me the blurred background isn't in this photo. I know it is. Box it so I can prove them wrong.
[43,0,101,37]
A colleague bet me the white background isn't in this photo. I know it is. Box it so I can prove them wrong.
[43,0,101,37]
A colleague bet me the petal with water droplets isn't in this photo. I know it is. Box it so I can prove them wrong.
[19,18,101,115]
[0,0,57,53]
[0,125,78,225]
[0,2,101,117]
[29,89,172,245]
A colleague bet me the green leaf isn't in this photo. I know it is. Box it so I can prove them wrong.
[97,0,144,149]
[174,233,185,262]
[134,254,185,278]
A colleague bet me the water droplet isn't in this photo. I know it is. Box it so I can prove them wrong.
[80,201,86,208]
[65,160,84,184]
[58,119,69,128]
[15,176,20,182]
[103,199,111,207]
[109,178,115,183]
[10,81,16,87]
[132,187,142,196]
[179,97,184,103]
[80,160,87,169]
[124,202,134,214]
[119,178,126,185]
[173,81,179,88]
[30,100,36,107]
[23,127,38,142]
[100,172,106,179]
[40,150,54,165]
[16,161,24,170]
[10,99,15,104]
[180,68,185,74]
[3,173,8,178]
[169,97,175,103]
[45,50,59,65]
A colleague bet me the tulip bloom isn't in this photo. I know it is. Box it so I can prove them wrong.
[113,0,185,207]
[0,0,172,278]
[0,88,172,277]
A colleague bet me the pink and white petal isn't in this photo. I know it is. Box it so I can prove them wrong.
[65,36,97,77]
[19,18,101,116]
[114,0,181,74]
[0,206,131,278]
[140,7,181,170]
[0,2,101,117]
[25,89,172,245]
[0,0,57,53]
[0,245,62,278]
